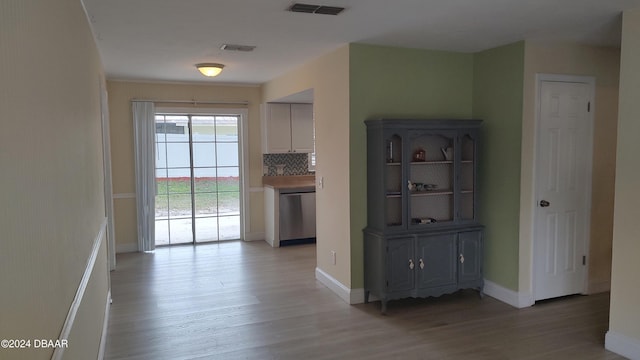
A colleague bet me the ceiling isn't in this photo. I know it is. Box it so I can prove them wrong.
[82,0,640,85]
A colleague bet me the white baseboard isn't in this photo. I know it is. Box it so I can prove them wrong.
[116,243,137,253]
[315,267,359,304]
[483,279,533,308]
[606,331,640,360]
[52,218,107,360]
[243,232,265,242]
[97,290,111,360]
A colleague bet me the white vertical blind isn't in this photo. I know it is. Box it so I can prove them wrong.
[132,101,156,251]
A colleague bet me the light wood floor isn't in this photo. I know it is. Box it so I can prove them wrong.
[105,241,622,360]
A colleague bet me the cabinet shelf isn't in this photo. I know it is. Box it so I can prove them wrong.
[386,162,401,166]
[386,193,402,198]
[461,190,474,194]
[410,190,453,197]
[461,160,473,164]
[410,160,453,165]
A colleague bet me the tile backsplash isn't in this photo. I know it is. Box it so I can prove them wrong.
[263,153,313,176]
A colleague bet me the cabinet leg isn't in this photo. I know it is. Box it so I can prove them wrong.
[381,300,388,315]
[478,287,484,299]
[364,290,370,304]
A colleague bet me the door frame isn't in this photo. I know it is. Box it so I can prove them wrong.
[154,107,251,243]
[99,77,116,271]
[530,73,595,301]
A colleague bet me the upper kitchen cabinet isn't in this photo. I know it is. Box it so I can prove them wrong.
[262,103,314,154]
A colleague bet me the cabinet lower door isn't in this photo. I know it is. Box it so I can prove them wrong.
[458,231,483,284]
[387,238,415,292]
[416,234,457,288]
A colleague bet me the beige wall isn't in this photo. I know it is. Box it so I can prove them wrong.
[0,0,109,359]
[107,81,263,251]
[608,7,640,353]
[519,42,620,296]
[262,46,351,286]
[65,234,109,359]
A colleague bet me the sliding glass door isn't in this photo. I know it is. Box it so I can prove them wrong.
[154,113,241,245]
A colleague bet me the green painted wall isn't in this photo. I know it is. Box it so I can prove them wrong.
[472,41,525,290]
[349,43,474,287]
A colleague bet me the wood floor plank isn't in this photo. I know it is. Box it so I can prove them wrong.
[105,241,623,360]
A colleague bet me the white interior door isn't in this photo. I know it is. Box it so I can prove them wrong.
[533,78,593,301]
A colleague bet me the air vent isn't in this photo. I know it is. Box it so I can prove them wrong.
[288,3,345,15]
[220,44,256,52]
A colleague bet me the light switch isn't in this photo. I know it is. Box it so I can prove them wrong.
[318,176,324,189]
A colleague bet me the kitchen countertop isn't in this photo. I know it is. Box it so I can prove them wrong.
[262,175,316,189]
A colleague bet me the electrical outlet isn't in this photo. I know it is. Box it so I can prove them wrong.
[331,250,336,265]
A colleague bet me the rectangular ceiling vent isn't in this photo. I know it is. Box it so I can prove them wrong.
[288,3,345,15]
[220,44,256,52]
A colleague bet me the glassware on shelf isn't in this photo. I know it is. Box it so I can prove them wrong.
[440,147,453,161]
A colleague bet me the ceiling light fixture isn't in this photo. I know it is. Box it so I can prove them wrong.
[196,63,224,77]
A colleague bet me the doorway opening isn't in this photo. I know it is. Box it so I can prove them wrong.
[154,113,241,245]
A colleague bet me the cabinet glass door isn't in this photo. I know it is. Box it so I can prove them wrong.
[408,132,455,226]
[385,134,403,227]
[460,134,476,221]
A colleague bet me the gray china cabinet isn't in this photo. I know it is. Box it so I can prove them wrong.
[364,119,484,313]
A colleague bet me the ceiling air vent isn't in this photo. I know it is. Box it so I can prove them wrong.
[288,3,345,15]
[220,44,256,52]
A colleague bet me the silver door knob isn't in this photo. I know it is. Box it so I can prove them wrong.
[540,200,550,207]
[409,259,415,270]
[419,258,425,269]
[459,254,465,264]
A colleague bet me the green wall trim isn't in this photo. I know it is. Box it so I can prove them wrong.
[472,41,525,291]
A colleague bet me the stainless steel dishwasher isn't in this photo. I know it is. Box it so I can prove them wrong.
[279,188,316,241]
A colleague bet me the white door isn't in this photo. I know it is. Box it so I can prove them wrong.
[533,79,593,301]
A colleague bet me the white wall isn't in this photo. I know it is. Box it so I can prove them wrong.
[606,8,640,360]
[0,0,109,359]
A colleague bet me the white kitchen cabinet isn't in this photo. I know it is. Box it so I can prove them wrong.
[262,103,314,154]
[290,104,314,153]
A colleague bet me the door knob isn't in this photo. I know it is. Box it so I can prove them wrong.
[540,200,550,207]
[409,259,415,270]
[419,258,425,269]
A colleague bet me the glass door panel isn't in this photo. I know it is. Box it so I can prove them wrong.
[154,114,242,245]
[409,133,455,225]
[219,215,241,240]
[460,134,476,220]
[385,134,403,227]
[195,217,218,242]
[155,115,194,245]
